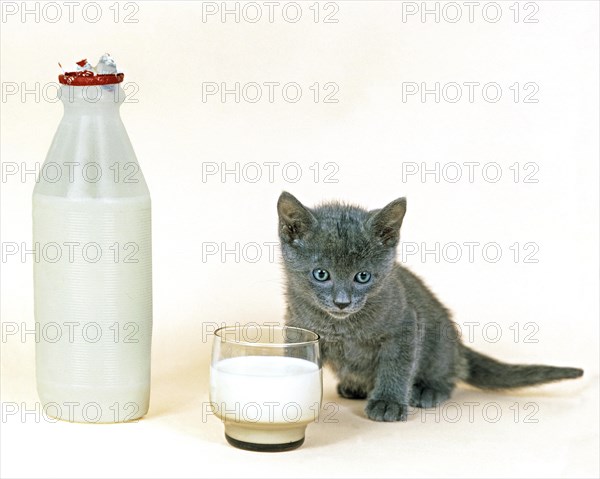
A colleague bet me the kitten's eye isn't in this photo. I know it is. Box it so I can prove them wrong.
[354,271,371,284]
[312,269,330,282]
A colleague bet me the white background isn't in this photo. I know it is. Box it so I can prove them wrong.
[1,1,598,478]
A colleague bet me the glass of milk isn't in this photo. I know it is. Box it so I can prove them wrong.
[210,324,322,452]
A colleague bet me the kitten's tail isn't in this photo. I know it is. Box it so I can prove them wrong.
[461,345,583,389]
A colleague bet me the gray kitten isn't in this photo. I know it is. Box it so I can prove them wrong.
[277,191,583,422]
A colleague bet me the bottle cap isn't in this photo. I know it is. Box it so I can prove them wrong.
[58,54,124,86]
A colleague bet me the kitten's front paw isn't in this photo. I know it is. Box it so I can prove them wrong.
[410,386,450,409]
[365,399,408,422]
[337,383,368,400]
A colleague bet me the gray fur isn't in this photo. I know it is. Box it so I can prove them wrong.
[277,192,584,422]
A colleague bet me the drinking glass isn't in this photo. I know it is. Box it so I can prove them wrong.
[210,324,321,452]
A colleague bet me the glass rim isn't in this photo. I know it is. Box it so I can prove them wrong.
[214,325,320,347]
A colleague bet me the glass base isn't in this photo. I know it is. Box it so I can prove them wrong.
[225,433,305,452]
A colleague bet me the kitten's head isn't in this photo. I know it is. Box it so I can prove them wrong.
[277,192,406,319]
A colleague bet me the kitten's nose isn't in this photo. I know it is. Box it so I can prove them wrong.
[333,300,351,310]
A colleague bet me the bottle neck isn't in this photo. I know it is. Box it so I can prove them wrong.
[60,84,125,114]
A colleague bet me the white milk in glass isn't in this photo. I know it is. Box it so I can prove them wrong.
[33,57,152,423]
[210,356,322,444]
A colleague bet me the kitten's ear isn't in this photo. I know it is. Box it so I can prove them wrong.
[277,192,317,244]
[368,197,407,247]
